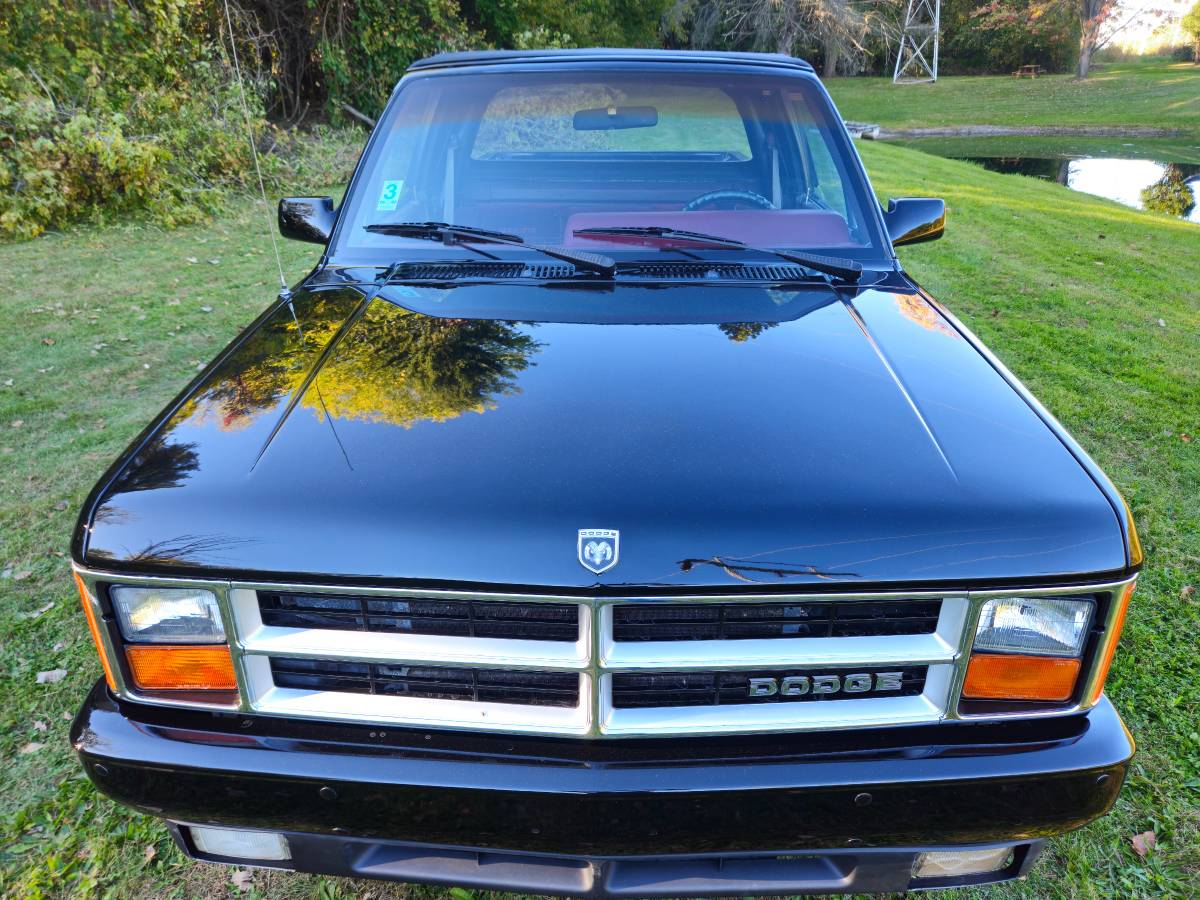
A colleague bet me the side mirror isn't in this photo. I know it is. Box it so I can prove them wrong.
[278,197,336,245]
[883,197,945,246]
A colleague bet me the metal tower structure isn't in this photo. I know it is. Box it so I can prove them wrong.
[893,0,940,83]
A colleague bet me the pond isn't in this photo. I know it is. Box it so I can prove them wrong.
[894,136,1200,224]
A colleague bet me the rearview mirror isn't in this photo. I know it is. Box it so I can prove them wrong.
[573,106,658,131]
[278,197,336,245]
[883,198,945,246]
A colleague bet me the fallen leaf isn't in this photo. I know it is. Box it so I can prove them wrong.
[231,869,253,891]
[144,845,157,863]
[24,601,54,619]
[52,641,65,652]
[53,500,68,511]
[19,742,44,755]
[36,668,68,684]
[13,569,32,580]
[186,256,198,264]
[1158,318,1167,328]
[32,721,47,732]
[10,420,23,428]
[1181,434,1192,443]
[1182,585,1196,601]
[1131,830,1157,857]
[41,338,55,345]
[200,306,213,313]
[208,258,221,265]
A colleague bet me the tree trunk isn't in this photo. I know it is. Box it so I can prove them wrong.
[1076,38,1093,78]
[824,38,841,77]
[1076,0,1106,79]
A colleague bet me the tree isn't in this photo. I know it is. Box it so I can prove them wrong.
[1141,164,1197,219]
[1183,0,1200,63]
[667,0,894,76]
[1071,1,1171,78]
[947,0,1079,75]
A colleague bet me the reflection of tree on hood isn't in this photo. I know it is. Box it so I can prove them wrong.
[179,294,541,432]
[183,293,357,431]
[718,321,777,342]
[308,301,541,428]
[108,433,200,494]
[1141,164,1197,220]
[94,432,200,522]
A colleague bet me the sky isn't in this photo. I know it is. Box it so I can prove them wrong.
[1109,0,1194,52]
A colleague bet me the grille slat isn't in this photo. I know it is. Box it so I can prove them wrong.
[612,666,928,709]
[270,657,580,708]
[613,601,941,642]
[259,592,579,642]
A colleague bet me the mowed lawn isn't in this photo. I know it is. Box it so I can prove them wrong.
[2,141,1199,898]
[826,57,1200,133]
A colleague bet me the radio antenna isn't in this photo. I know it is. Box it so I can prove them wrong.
[220,0,289,295]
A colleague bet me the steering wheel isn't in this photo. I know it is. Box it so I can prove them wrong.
[682,189,775,212]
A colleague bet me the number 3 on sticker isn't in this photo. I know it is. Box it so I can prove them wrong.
[377,180,403,212]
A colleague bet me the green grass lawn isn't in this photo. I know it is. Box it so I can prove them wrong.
[2,142,1199,898]
[826,57,1200,134]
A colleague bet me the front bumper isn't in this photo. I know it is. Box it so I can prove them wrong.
[73,681,1134,895]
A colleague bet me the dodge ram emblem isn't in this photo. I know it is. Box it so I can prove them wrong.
[578,529,619,574]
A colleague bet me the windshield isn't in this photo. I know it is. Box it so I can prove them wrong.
[335,67,885,262]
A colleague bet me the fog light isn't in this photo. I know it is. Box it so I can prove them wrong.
[189,826,291,861]
[913,847,1012,879]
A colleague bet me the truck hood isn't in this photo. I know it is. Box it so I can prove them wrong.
[80,279,1126,589]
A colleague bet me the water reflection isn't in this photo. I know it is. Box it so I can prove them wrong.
[962,156,1200,223]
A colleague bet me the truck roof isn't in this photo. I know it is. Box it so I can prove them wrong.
[407,48,816,74]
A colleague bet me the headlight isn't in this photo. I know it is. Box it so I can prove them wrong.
[963,595,1095,703]
[111,586,225,643]
[973,596,1093,657]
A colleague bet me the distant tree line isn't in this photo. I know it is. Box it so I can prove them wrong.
[1,0,1190,239]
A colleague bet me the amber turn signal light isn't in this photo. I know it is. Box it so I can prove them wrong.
[1088,581,1135,705]
[962,653,1081,702]
[74,572,118,692]
[125,644,237,691]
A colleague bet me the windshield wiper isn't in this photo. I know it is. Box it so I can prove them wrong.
[572,226,862,283]
[365,221,616,277]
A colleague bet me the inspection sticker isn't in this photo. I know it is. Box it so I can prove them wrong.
[376,179,404,211]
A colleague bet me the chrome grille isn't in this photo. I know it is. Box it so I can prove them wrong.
[259,591,578,641]
[219,584,967,737]
[612,600,941,641]
[271,658,580,707]
[611,666,928,709]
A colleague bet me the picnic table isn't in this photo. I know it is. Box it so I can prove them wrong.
[1012,64,1046,78]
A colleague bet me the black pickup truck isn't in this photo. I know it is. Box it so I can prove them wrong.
[71,50,1140,896]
